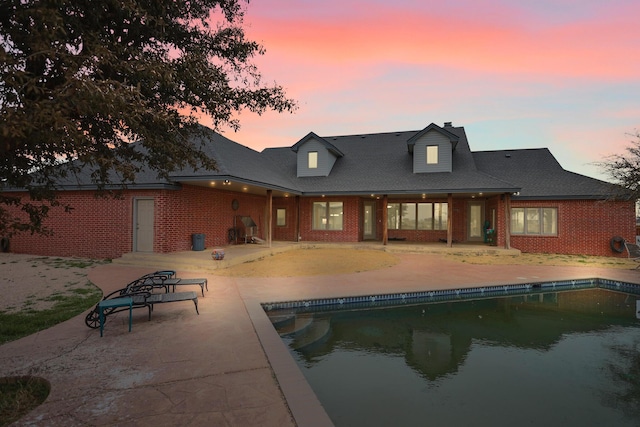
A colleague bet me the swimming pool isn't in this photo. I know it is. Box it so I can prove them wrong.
[265,280,640,426]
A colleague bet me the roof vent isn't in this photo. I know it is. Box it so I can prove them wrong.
[444,122,452,127]
[505,153,511,158]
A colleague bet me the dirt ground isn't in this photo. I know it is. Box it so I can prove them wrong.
[1,249,636,313]
[0,254,106,314]
[213,249,401,277]
[213,248,637,277]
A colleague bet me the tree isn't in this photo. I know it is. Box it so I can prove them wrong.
[0,0,295,236]
[597,132,640,202]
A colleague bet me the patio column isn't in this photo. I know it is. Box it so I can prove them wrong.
[266,190,272,247]
[295,195,300,242]
[382,195,388,245]
[503,193,511,249]
[447,193,453,248]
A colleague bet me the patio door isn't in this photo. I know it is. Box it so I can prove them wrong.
[363,201,376,240]
[134,198,154,252]
[468,201,484,241]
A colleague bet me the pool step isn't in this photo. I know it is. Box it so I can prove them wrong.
[273,314,314,336]
[288,318,332,351]
[269,314,297,329]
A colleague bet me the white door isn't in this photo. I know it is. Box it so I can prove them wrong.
[135,199,154,252]
[468,202,484,241]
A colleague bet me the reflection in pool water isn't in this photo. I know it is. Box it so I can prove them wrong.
[271,288,640,427]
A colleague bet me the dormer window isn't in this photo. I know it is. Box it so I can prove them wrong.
[308,151,318,169]
[292,132,344,177]
[426,146,438,165]
[407,123,458,173]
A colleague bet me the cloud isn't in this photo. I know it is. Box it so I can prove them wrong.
[203,0,640,181]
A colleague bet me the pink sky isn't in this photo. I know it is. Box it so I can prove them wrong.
[201,0,640,180]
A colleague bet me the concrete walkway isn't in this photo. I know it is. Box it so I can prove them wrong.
[2,253,640,426]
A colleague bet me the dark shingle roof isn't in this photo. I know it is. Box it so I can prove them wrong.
[472,148,616,199]
[262,126,519,195]
[34,124,617,200]
[170,131,298,192]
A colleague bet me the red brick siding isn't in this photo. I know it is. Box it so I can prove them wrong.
[5,188,634,259]
[5,186,269,258]
[272,197,299,241]
[508,199,635,257]
[5,190,137,259]
[299,197,360,242]
[379,198,464,243]
[159,185,268,251]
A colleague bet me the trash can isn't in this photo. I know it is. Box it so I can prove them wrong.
[191,233,205,251]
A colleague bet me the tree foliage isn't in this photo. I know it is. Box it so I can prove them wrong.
[597,132,640,202]
[0,0,295,236]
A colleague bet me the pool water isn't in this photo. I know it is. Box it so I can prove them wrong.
[273,288,640,427]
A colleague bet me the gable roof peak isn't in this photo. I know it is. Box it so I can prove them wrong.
[406,122,460,152]
[291,131,344,157]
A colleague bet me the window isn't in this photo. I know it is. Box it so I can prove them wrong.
[426,146,438,164]
[308,151,318,169]
[434,202,448,230]
[417,203,433,230]
[401,203,416,230]
[387,202,448,230]
[312,201,343,230]
[276,208,286,226]
[511,207,557,235]
[387,203,400,229]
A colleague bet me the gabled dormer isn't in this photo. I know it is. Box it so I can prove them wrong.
[291,132,344,177]
[406,123,459,173]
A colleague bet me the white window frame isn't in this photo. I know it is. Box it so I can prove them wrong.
[387,202,447,230]
[426,145,438,165]
[511,207,557,235]
[308,151,318,169]
[276,208,286,226]
[312,201,343,230]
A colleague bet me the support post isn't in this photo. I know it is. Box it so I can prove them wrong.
[447,193,453,248]
[295,195,300,242]
[382,195,388,245]
[266,190,273,247]
[504,193,511,250]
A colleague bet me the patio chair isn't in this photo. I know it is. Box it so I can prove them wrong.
[138,270,209,297]
[624,240,640,269]
[84,276,199,330]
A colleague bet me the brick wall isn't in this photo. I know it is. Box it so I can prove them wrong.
[5,190,138,259]
[299,197,360,242]
[4,188,634,259]
[508,199,635,257]
[5,186,269,259]
[160,185,268,251]
[272,196,299,241]
[375,198,466,243]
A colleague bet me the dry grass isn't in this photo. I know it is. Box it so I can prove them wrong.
[213,248,400,277]
[443,252,636,268]
[213,247,636,278]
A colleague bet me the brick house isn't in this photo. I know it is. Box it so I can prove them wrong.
[4,122,634,259]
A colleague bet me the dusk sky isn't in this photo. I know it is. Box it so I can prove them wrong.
[205,0,639,181]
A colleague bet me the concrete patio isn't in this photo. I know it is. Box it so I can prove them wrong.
[2,244,640,426]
